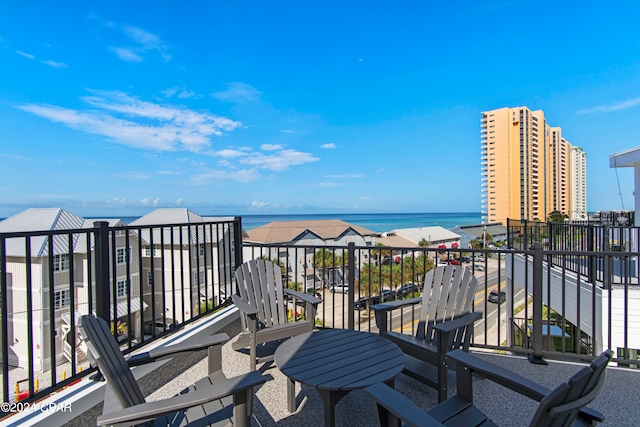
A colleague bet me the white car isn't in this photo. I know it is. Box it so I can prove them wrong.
[471,264,485,271]
[329,283,350,293]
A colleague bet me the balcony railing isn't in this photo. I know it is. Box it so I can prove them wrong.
[0,217,242,411]
[1,217,639,416]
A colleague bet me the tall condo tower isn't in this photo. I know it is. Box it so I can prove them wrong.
[571,146,587,219]
[481,106,583,225]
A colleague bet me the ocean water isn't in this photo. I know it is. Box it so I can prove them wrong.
[238,212,482,232]
[101,212,482,232]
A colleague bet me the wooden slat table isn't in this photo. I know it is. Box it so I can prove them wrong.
[274,329,405,427]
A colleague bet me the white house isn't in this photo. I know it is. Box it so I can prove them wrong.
[244,219,377,291]
[0,209,143,371]
[130,208,235,323]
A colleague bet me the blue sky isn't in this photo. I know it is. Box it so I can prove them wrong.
[1,1,639,218]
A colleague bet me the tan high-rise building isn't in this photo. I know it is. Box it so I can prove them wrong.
[481,106,582,225]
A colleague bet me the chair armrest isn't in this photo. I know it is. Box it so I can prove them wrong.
[372,297,422,333]
[364,383,444,427]
[448,349,551,401]
[232,295,259,316]
[284,288,322,305]
[447,350,605,422]
[432,311,482,334]
[370,297,422,313]
[97,371,266,427]
[126,333,229,367]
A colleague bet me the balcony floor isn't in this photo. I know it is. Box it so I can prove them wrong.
[138,320,640,427]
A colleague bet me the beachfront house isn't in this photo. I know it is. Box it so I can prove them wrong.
[0,208,144,371]
[130,208,235,323]
[244,220,377,291]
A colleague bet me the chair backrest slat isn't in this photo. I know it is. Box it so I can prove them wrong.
[78,315,146,409]
[529,350,612,427]
[236,259,288,328]
[420,265,475,341]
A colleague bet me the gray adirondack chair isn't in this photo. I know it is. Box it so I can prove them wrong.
[232,259,322,370]
[371,264,482,402]
[78,315,266,427]
[365,348,612,427]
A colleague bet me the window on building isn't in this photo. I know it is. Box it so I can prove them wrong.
[144,246,157,257]
[116,279,130,297]
[194,271,204,285]
[54,289,71,310]
[116,247,130,264]
[53,254,70,271]
[199,243,205,256]
[148,271,153,285]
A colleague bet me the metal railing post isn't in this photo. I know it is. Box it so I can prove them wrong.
[94,221,111,322]
[587,224,596,284]
[233,217,244,270]
[347,242,355,330]
[528,245,547,365]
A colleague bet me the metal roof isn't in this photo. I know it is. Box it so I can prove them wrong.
[0,208,86,257]
[131,209,231,245]
[391,226,461,245]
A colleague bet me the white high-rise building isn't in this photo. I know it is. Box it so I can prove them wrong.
[571,146,587,219]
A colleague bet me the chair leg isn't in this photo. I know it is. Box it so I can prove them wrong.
[437,353,448,403]
[233,389,250,427]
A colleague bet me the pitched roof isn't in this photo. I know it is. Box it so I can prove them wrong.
[457,223,507,239]
[392,226,460,245]
[130,208,232,245]
[374,233,416,248]
[0,208,86,256]
[245,219,377,244]
[129,208,206,226]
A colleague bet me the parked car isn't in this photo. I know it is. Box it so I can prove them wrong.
[380,289,396,302]
[472,255,485,262]
[330,283,350,293]
[398,282,419,296]
[447,259,461,266]
[354,296,379,310]
[456,256,471,263]
[488,290,506,304]
[471,264,485,271]
[144,318,176,335]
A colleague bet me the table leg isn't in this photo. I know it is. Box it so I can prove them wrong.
[318,389,348,427]
[287,377,296,413]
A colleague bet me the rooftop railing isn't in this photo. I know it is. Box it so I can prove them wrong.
[1,217,639,417]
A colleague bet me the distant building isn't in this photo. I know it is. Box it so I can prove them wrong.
[0,208,140,371]
[481,106,585,224]
[571,146,588,219]
[244,220,377,291]
[451,223,507,249]
[130,208,235,323]
[377,226,461,249]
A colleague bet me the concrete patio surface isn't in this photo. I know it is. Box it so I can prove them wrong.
[144,321,639,427]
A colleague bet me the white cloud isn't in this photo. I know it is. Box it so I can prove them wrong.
[261,144,283,151]
[280,129,294,134]
[109,46,143,62]
[162,86,196,99]
[320,143,337,149]
[240,149,319,171]
[18,90,241,152]
[325,173,362,178]
[117,172,152,179]
[176,198,184,206]
[41,59,67,68]
[110,25,171,62]
[16,50,35,59]
[214,148,248,158]
[211,82,261,102]
[250,201,273,208]
[192,168,261,184]
[157,170,180,175]
[577,97,640,115]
